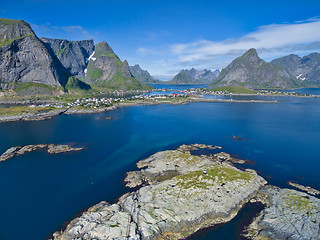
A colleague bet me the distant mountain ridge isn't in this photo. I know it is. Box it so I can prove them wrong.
[270,53,320,87]
[0,18,151,93]
[169,68,220,84]
[211,48,320,89]
[129,64,161,84]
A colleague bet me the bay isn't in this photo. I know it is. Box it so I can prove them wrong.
[0,90,320,239]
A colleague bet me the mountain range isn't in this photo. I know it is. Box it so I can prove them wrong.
[0,18,151,93]
[169,68,220,84]
[1,18,320,93]
[212,48,320,89]
[129,64,161,84]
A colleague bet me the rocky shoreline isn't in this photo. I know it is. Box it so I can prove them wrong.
[0,144,84,162]
[0,98,277,123]
[51,144,267,239]
[50,144,320,240]
[245,185,320,239]
[288,181,320,196]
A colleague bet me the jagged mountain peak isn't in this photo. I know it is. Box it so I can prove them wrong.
[212,48,300,89]
[129,64,160,84]
[0,18,35,45]
[95,41,115,55]
[170,68,219,84]
[242,48,258,57]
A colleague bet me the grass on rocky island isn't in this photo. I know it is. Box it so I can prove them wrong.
[175,165,253,190]
[284,193,316,215]
[162,150,201,165]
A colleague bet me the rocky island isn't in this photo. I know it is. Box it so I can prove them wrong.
[51,144,320,240]
[245,186,320,239]
[52,144,267,239]
[0,144,84,162]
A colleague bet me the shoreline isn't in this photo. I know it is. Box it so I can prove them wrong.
[49,144,320,240]
[51,144,267,240]
[0,98,278,123]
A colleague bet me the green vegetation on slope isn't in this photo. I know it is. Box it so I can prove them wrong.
[210,85,257,94]
[65,76,91,92]
[92,73,153,91]
[0,33,33,47]
[14,82,58,92]
[86,63,103,81]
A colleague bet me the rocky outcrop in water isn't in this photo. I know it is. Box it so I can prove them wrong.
[52,145,266,240]
[170,68,219,84]
[0,18,64,89]
[288,181,320,196]
[212,48,301,89]
[245,185,320,240]
[0,144,83,161]
[41,38,94,79]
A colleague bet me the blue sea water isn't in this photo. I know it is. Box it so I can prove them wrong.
[285,87,320,95]
[150,83,208,90]
[0,89,320,239]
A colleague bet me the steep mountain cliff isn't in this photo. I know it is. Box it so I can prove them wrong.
[85,41,151,90]
[129,64,160,84]
[271,53,320,86]
[212,49,301,89]
[170,68,219,84]
[0,18,64,89]
[41,38,94,79]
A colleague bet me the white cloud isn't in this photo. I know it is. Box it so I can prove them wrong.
[31,23,96,40]
[136,47,164,56]
[171,17,320,65]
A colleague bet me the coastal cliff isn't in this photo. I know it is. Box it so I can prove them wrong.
[0,18,64,89]
[41,38,94,79]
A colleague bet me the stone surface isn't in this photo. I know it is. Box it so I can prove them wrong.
[52,145,266,240]
[212,48,302,89]
[245,186,320,240]
[41,38,94,79]
[288,181,320,196]
[271,53,320,86]
[0,108,67,123]
[0,143,83,161]
[84,41,151,90]
[0,18,64,89]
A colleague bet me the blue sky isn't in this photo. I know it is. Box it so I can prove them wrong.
[2,0,320,79]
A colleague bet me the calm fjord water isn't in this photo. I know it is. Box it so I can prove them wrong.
[0,90,320,239]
